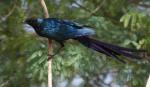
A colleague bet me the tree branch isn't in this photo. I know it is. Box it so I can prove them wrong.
[40,0,49,18]
[146,75,150,87]
[0,77,14,87]
[40,0,53,87]
[88,0,105,17]
[0,0,17,22]
[74,1,91,13]
[74,0,105,18]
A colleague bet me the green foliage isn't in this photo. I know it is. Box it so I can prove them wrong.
[0,0,150,87]
[120,11,150,30]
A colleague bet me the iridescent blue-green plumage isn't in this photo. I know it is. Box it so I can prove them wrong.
[25,18,146,63]
[26,18,95,42]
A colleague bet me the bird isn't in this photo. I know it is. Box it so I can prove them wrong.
[25,18,146,63]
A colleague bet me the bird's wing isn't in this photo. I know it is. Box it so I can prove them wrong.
[58,19,95,37]
[48,18,91,28]
[43,18,95,39]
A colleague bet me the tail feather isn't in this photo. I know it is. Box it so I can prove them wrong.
[92,43,126,63]
[75,36,146,63]
[93,40,143,59]
[91,38,146,52]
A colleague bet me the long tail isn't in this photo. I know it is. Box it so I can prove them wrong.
[74,36,146,63]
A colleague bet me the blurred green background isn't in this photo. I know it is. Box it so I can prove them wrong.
[0,0,150,87]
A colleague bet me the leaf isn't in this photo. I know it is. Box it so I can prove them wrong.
[120,14,131,28]
[124,14,131,28]
[131,13,137,29]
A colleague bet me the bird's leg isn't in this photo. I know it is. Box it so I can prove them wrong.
[48,42,64,60]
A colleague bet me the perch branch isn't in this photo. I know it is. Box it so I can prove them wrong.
[146,75,150,87]
[40,0,49,18]
[40,0,53,87]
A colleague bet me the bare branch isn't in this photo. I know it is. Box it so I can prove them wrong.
[88,0,105,17]
[40,0,49,18]
[74,0,105,18]
[39,1,53,87]
[48,39,53,87]
[74,1,91,13]
[0,1,17,22]
[0,77,14,87]
[146,75,150,87]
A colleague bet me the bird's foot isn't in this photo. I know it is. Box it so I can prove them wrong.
[47,54,54,61]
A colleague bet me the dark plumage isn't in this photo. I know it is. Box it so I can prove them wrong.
[25,18,146,63]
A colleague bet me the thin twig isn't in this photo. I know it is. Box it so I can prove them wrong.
[0,80,9,87]
[0,77,14,87]
[40,0,53,87]
[74,0,105,18]
[88,0,105,17]
[74,1,91,13]
[0,1,17,22]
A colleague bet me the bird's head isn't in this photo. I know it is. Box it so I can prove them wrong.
[25,18,43,29]
[25,18,36,25]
